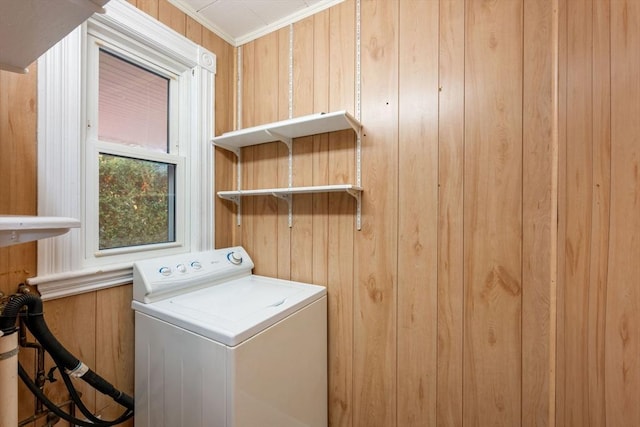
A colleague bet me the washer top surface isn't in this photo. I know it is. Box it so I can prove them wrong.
[131,247,326,346]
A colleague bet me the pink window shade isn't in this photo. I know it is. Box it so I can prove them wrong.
[98,50,169,153]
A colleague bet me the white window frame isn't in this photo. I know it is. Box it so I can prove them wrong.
[85,35,185,260]
[30,0,216,300]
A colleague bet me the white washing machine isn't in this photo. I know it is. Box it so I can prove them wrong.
[131,246,327,427]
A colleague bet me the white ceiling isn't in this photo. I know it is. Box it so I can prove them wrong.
[169,0,344,46]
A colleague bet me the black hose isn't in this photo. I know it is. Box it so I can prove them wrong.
[1,291,135,418]
[0,292,29,335]
[57,365,134,426]
[18,363,133,427]
[3,293,81,371]
[59,368,118,424]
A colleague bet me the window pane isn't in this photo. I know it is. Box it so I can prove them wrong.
[99,154,175,250]
[98,50,169,152]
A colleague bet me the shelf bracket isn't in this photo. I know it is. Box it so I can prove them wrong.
[219,193,242,226]
[344,114,362,137]
[345,189,362,231]
[272,192,293,227]
[216,143,241,158]
[265,129,293,188]
[341,116,362,191]
[218,194,240,205]
[218,142,242,227]
[264,130,292,151]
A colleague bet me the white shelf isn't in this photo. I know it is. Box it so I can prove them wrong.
[218,184,362,200]
[0,216,80,247]
[212,110,361,155]
[218,185,362,229]
[212,110,363,230]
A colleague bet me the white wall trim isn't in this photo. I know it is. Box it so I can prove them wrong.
[36,26,85,275]
[28,263,134,301]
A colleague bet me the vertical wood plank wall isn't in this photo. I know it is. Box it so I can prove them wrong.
[437,0,465,425]
[463,1,523,424]
[232,0,557,426]
[523,0,558,425]
[397,1,438,425]
[556,1,640,426]
[2,0,640,426]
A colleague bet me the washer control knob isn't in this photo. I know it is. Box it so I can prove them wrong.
[228,251,243,265]
[176,264,187,273]
[159,266,172,276]
[191,261,202,270]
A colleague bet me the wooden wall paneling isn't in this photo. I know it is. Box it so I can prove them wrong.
[328,0,355,116]
[0,67,37,297]
[215,146,238,249]
[311,10,330,289]
[276,27,291,280]
[185,16,202,45]
[325,182,354,426]
[240,42,256,258]
[136,0,158,19]
[95,285,134,426]
[558,2,593,425]
[311,133,329,284]
[247,33,279,277]
[463,1,523,425]
[437,0,465,425]
[0,68,38,211]
[397,0,438,425]
[291,22,309,114]
[203,31,234,137]
[587,1,610,424]
[241,41,257,129]
[277,26,292,124]
[41,293,97,427]
[554,0,568,423]
[356,1,398,425]
[202,29,237,248]
[326,1,355,425]
[241,144,259,260]
[607,1,640,423]
[522,0,558,425]
[158,0,186,36]
[291,17,315,283]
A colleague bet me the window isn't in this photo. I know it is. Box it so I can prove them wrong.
[98,153,176,250]
[98,50,170,152]
[32,0,216,299]
[86,43,185,259]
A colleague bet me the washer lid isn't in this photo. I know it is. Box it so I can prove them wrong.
[132,274,326,346]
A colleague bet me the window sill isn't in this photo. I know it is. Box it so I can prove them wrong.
[27,263,134,301]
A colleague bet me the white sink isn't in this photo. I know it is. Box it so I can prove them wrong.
[0,216,80,247]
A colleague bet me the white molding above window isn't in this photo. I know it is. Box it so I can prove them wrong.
[30,0,215,300]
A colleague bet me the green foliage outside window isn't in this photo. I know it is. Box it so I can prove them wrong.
[99,154,175,250]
